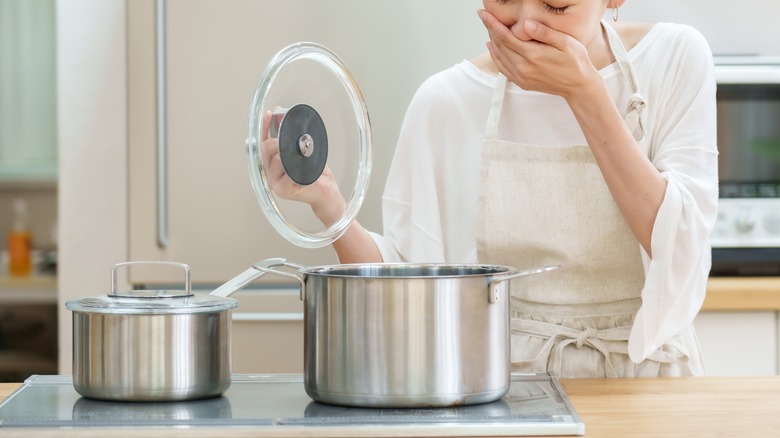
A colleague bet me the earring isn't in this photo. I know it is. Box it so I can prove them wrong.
[612,7,619,22]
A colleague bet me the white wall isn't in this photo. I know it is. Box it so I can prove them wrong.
[56,0,128,374]
[621,0,780,56]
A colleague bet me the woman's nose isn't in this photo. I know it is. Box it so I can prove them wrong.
[507,4,537,41]
[510,21,532,41]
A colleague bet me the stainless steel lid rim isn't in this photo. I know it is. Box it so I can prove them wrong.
[301,263,516,279]
[66,261,239,314]
[65,298,238,314]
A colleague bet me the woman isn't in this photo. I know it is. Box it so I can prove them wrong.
[263,0,718,377]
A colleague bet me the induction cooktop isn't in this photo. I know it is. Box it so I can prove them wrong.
[0,373,584,436]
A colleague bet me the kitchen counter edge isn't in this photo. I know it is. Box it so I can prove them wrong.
[2,376,780,437]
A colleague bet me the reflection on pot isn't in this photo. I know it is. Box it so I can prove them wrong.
[72,395,233,423]
[303,398,511,421]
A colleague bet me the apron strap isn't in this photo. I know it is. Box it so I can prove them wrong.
[602,20,646,142]
[484,74,508,141]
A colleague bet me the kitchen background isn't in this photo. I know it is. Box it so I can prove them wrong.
[1,0,778,381]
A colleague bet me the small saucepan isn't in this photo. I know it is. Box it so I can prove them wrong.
[65,261,270,402]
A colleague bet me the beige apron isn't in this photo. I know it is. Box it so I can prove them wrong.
[475,21,704,378]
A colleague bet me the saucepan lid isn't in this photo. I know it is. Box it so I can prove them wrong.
[65,262,237,315]
[246,42,372,248]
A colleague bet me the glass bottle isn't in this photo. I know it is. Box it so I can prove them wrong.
[8,199,32,277]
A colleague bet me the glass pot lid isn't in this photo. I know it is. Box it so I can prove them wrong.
[246,42,372,248]
[64,262,237,315]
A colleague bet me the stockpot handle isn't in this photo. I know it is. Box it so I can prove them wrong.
[250,258,307,301]
[487,265,560,304]
[111,261,192,297]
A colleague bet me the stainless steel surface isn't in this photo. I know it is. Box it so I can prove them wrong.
[155,0,168,249]
[66,261,240,314]
[65,261,279,401]
[299,133,314,157]
[252,260,554,407]
[210,258,296,298]
[0,373,585,436]
[303,265,511,407]
[488,264,560,304]
[70,310,232,401]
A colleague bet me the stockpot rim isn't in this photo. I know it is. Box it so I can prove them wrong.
[297,262,518,279]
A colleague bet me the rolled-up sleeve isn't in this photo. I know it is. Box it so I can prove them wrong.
[628,26,719,362]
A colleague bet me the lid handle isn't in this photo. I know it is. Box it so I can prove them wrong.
[111,261,192,298]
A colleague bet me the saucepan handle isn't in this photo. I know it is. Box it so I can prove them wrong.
[487,265,561,304]
[250,258,307,301]
[210,257,302,298]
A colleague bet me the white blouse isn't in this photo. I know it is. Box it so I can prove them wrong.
[369,23,719,363]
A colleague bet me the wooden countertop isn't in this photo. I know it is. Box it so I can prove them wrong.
[703,277,780,311]
[0,275,57,305]
[2,376,780,437]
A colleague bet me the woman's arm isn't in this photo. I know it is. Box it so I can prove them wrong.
[332,221,383,263]
[565,78,667,257]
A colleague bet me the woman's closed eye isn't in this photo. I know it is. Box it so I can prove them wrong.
[543,3,569,14]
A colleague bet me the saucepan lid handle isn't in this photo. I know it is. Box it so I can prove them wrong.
[110,261,193,299]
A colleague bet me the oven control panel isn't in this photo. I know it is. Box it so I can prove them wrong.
[711,198,780,247]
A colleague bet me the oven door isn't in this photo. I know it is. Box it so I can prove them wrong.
[710,58,780,275]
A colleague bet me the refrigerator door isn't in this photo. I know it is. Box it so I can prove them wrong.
[127,1,485,283]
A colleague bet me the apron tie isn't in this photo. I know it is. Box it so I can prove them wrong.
[512,318,689,377]
[575,327,599,348]
[625,92,646,142]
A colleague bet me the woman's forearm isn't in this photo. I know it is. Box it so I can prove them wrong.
[332,220,383,263]
[566,79,667,257]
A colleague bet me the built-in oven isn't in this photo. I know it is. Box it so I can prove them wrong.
[710,56,780,275]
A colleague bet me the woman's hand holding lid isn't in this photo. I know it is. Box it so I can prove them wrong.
[260,110,347,228]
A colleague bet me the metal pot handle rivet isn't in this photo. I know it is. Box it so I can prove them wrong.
[487,265,561,304]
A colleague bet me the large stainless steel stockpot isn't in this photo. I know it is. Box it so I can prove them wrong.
[65,261,267,402]
[244,258,558,408]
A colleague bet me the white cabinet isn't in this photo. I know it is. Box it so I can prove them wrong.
[228,288,304,374]
[694,311,778,376]
[0,0,57,183]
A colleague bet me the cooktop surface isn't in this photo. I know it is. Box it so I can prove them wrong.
[0,373,584,436]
